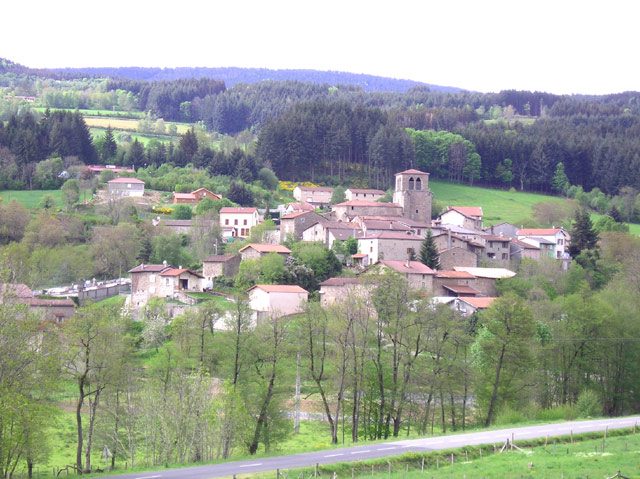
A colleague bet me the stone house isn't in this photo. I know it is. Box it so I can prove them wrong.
[481,234,511,263]
[319,277,370,308]
[202,254,241,282]
[293,186,334,206]
[357,232,424,264]
[453,267,516,296]
[128,263,204,308]
[439,206,483,231]
[107,177,145,197]
[516,228,571,259]
[247,284,308,323]
[510,238,542,261]
[332,200,403,221]
[239,243,292,261]
[379,260,435,291]
[0,283,75,322]
[484,222,519,238]
[518,236,558,258]
[219,207,261,238]
[345,188,386,201]
[433,270,479,297]
[438,246,478,270]
[284,202,316,214]
[302,220,361,248]
[280,210,324,241]
[356,217,413,236]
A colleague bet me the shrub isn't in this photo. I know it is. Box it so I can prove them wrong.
[576,389,601,418]
[172,204,193,220]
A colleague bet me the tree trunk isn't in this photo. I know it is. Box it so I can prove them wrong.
[248,363,276,454]
[485,344,506,427]
[76,377,86,474]
[85,388,102,473]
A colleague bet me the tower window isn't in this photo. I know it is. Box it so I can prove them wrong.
[409,177,415,190]
[416,177,422,190]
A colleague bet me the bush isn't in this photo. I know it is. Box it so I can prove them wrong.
[495,405,529,425]
[172,204,193,220]
[576,389,601,418]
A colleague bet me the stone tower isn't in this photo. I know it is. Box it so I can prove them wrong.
[393,169,432,223]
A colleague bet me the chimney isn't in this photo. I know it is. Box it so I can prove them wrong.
[163,260,168,267]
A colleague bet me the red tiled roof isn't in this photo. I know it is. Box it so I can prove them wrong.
[352,253,368,258]
[396,169,428,175]
[173,192,196,200]
[28,298,75,307]
[128,264,171,273]
[381,260,436,275]
[517,228,565,236]
[320,277,362,286]
[0,283,33,299]
[359,232,421,240]
[287,201,316,212]
[239,243,291,254]
[459,297,497,309]
[249,284,308,293]
[448,206,483,218]
[107,177,145,184]
[220,207,258,214]
[443,284,480,295]
[436,270,476,279]
[281,210,315,219]
[160,268,204,278]
[336,200,402,208]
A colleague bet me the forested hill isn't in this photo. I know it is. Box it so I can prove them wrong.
[48,66,462,93]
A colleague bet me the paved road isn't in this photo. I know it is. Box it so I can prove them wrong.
[103,416,640,479]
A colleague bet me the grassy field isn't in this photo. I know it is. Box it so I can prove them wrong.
[89,127,180,146]
[84,116,191,134]
[375,432,640,479]
[0,189,63,209]
[430,180,640,235]
[32,107,145,119]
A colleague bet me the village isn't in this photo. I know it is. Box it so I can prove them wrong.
[1,168,572,325]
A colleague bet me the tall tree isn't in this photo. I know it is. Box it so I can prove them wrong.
[568,208,599,257]
[419,230,440,269]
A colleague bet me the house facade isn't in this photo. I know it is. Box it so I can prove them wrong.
[202,254,241,281]
[439,207,483,231]
[279,210,324,241]
[239,243,292,261]
[345,188,386,201]
[107,177,145,197]
[319,277,370,307]
[516,228,571,258]
[438,246,478,270]
[293,186,333,206]
[453,267,516,296]
[248,284,308,323]
[379,260,435,291]
[481,234,511,263]
[357,232,424,264]
[332,200,403,221]
[172,188,221,204]
[219,207,261,238]
[129,263,204,308]
[433,271,479,297]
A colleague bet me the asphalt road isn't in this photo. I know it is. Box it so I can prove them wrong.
[103,415,640,479]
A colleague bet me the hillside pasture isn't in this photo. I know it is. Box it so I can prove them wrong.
[32,107,144,119]
[83,116,191,134]
[0,189,63,209]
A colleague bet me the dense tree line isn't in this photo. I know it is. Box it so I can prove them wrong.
[256,100,415,187]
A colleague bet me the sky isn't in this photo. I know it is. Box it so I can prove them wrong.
[1,0,638,95]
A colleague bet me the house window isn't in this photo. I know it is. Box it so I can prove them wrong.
[165,278,170,286]
[225,219,229,225]
[243,219,247,225]
[502,253,508,259]
[416,209,419,214]
[370,246,373,253]
[487,252,495,259]
[558,239,564,245]
[234,219,238,225]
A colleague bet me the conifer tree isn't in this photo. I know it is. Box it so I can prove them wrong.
[419,230,440,269]
[568,208,599,257]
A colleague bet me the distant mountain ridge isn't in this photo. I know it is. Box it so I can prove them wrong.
[0,57,463,93]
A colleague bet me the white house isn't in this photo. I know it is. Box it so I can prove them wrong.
[219,207,261,238]
[292,186,333,206]
[345,188,386,201]
[107,177,145,197]
[439,206,484,231]
[247,284,308,323]
[516,228,571,259]
[357,232,423,265]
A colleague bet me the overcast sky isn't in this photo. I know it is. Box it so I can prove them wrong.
[2,0,637,94]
